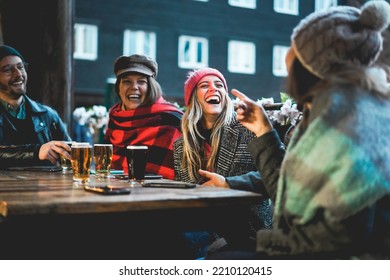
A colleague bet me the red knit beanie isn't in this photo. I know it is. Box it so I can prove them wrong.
[184,68,228,106]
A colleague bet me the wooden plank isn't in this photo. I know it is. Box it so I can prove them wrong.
[0,170,262,216]
[0,170,263,259]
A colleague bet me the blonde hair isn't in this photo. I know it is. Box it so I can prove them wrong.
[181,88,234,182]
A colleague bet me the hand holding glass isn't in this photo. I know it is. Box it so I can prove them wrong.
[59,141,75,171]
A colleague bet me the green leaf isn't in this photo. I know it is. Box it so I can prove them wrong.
[280,92,290,103]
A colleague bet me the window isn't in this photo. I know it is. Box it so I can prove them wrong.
[123,30,156,59]
[274,0,299,15]
[74,23,98,60]
[272,45,289,77]
[228,0,257,9]
[228,40,256,74]
[315,0,337,11]
[178,35,208,69]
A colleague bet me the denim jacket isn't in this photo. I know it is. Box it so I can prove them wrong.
[0,95,71,167]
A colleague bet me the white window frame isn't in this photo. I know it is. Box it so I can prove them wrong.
[315,0,337,11]
[228,0,257,9]
[178,35,208,69]
[228,40,256,74]
[123,30,156,59]
[74,23,98,61]
[272,45,289,77]
[274,0,299,15]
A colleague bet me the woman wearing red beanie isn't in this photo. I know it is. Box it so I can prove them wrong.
[173,67,272,258]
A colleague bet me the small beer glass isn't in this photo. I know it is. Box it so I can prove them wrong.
[59,141,75,172]
[93,144,113,178]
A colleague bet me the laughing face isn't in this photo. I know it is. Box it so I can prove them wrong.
[0,56,27,102]
[119,73,148,110]
[196,75,226,119]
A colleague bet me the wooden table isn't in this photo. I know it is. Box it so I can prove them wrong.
[0,170,263,259]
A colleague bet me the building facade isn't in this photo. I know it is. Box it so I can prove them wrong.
[74,0,354,108]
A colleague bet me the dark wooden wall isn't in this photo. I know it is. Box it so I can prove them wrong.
[0,0,74,128]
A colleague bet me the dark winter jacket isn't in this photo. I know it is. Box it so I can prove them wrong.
[0,95,71,168]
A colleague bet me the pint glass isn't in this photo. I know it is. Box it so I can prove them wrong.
[71,142,93,183]
[126,145,148,185]
[93,144,113,178]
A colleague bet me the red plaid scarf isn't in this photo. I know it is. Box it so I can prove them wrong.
[104,97,183,179]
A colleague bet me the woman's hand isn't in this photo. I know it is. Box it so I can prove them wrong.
[231,89,273,137]
[198,169,230,188]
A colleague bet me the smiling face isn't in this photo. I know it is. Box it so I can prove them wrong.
[0,56,27,103]
[196,75,227,122]
[118,73,148,110]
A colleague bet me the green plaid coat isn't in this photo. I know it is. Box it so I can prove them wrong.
[250,83,390,258]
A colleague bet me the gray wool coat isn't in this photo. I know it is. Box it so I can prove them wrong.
[174,119,273,232]
[174,119,259,182]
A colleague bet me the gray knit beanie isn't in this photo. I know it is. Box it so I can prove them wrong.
[291,0,390,79]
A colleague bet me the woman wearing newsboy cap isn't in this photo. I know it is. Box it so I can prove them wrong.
[104,54,183,179]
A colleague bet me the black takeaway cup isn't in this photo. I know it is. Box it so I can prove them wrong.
[126,145,148,186]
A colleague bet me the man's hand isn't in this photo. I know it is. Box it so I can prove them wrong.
[39,141,72,165]
[198,169,229,188]
[231,89,273,137]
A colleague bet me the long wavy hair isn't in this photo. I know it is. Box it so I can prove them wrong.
[287,57,390,104]
[286,57,390,131]
[181,88,235,182]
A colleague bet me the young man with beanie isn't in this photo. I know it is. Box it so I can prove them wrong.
[0,45,72,168]
[210,0,390,259]
[104,54,183,179]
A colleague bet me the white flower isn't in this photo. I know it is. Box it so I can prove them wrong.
[172,101,186,112]
[73,105,109,135]
[233,93,301,126]
[258,93,301,126]
[73,107,88,125]
[257,97,275,106]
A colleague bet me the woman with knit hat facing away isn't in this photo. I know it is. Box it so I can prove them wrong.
[174,67,273,258]
[104,54,183,179]
[209,0,390,259]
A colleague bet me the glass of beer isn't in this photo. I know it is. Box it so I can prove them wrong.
[59,141,75,172]
[71,142,93,184]
[126,145,148,186]
[93,144,113,178]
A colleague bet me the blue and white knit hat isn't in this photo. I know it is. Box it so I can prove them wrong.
[291,0,390,79]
